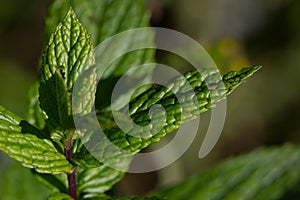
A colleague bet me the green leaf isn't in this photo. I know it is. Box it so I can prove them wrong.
[75,66,261,166]
[27,81,46,129]
[0,105,74,174]
[155,144,300,200]
[45,0,152,46]
[40,8,96,131]
[45,0,154,111]
[77,165,125,197]
[1,103,48,139]
[0,104,22,133]
[72,66,97,116]
[223,65,261,95]
[39,71,71,131]
[48,192,73,200]
[41,8,95,90]
[32,170,68,194]
[129,65,262,120]
[0,131,74,174]
[72,145,102,168]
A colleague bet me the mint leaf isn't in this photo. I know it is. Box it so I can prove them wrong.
[40,8,96,132]
[72,66,97,115]
[77,165,125,196]
[223,65,262,95]
[0,131,73,174]
[75,66,261,166]
[45,0,152,46]
[45,0,154,111]
[0,104,46,139]
[28,112,69,194]
[130,65,262,119]
[41,8,95,90]
[156,145,300,200]
[39,71,71,131]
[32,170,68,194]
[0,104,22,133]
[77,0,151,47]
[0,105,73,174]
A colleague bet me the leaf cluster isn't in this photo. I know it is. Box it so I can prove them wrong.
[0,1,280,200]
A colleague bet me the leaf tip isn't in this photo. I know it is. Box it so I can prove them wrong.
[223,65,262,95]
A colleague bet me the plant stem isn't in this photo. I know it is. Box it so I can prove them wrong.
[65,138,77,200]
[67,165,77,199]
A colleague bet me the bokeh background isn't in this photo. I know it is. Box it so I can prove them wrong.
[0,0,300,198]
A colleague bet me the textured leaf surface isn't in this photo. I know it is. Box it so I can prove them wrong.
[45,0,154,111]
[1,104,47,140]
[41,8,95,90]
[75,66,261,166]
[0,105,73,173]
[156,145,300,200]
[40,8,96,131]
[0,131,73,173]
[77,165,124,196]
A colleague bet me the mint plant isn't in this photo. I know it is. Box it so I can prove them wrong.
[0,1,271,200]
[156,145,300,200]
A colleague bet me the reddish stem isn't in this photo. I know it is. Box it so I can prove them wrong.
[65,139,77,200]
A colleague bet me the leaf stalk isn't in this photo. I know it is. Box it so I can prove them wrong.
[65,137,77,200]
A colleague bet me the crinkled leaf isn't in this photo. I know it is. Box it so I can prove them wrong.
[41,8,95,90]
[77,165,124,197]
[129,66,262,119]
[74,66,261,166]
[45,0,154,111]
[0,131,73,174]
[0,105,73,174]
[40,8,96,131]
[48,192,73,200]
[72,66,97,115]
[1,104,48,139]
[156,145,300,200]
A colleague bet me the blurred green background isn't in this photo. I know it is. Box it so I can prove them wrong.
[0,0,300,198]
